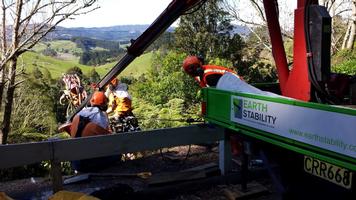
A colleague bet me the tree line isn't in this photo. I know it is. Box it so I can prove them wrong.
[71,37,126,65]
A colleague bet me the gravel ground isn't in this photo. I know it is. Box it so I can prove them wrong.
[0,145,277,200]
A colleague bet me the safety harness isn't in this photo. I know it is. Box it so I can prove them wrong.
[75,116,91,138]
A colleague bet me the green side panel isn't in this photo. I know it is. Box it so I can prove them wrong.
[206,89,231,124]
[202,87,356,171]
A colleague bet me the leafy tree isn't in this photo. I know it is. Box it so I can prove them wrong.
[10,76,58,143]
[131,51,201,130]
[147,32,175,52]
[0,0,98,144]
[66,66,84,77]
[79,52,91,65]
[332,49,356,75]
[174,0,244,62]
[87,68,101,84]
[132,51,200,105]
[32,67,43,79]
[41,47,58,57]
[73,37,125,65]
[235,26,278,83]
[42,68,54,84]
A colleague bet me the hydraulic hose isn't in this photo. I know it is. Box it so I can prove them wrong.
[304,0,337,104]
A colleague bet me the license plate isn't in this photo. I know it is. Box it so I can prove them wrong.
[304,156,353,189]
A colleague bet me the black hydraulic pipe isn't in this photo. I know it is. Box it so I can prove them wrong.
[68,0,205,121]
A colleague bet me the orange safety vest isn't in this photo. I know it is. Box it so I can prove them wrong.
[194,65,236,87]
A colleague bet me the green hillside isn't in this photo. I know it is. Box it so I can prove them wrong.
[22,51,153,79]
[33,40,82,54]
[100,52,153,78]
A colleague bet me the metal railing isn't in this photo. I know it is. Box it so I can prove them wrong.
[0,125,230,193]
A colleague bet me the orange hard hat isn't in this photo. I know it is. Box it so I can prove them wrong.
[110,78,119,87]
[90,91,107,106]
[182,56,201,75]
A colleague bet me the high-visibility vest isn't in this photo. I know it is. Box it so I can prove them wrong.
[108,93,132,114]
[194,65,237,87]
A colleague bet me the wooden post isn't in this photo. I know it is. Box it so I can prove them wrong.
[50,160,63,193]
[219,130,231,175]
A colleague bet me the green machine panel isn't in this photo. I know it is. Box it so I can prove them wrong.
[203,87,356,170]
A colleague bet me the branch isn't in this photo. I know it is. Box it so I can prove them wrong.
[19,0,41,25]
[11,0,23,47]
[248,26,272,51]
[1,0,7,56]
[11,78,25,88]
[0,0,98,71]
[250,0,266,22]
[18,3,99,52]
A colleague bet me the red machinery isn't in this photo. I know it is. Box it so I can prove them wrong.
[264,0,355,104]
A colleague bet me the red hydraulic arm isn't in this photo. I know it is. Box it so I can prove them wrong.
[263,0,318,101]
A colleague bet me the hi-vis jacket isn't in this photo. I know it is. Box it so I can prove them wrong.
[194,65,237,87]
[106,83,132,115]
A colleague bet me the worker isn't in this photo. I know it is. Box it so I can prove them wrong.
[60,91,119,172]
[71,91,110,137]
[182,55,238,87]
[182,55,241,156]
[105,77,140,134]
[106,78,133,118]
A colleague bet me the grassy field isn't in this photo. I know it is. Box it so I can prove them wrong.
[99,52,153,78]
[22,50,153,79]
[33,40,82,54]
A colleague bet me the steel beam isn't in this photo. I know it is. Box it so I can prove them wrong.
[0,142,52,169]
[0,125,224,168]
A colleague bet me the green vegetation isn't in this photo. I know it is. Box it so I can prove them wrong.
[22,51,92,78]
[10,72,58,143]
[131,51,201,130]
[331,49,356,75]
[33,40,82,58]
[100,52,153,78]
[22,50,153,79]
[70,37,125,65]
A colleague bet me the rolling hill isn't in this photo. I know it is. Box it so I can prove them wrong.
[23,50,153,79]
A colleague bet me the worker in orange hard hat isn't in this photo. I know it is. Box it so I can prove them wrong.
[183,55,242,156]
[58,91,110,136]
[182,55,238,88]
[70,91,110,138]
[60,91,119,172]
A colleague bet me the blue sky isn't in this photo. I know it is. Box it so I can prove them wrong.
[61,0,173,27]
